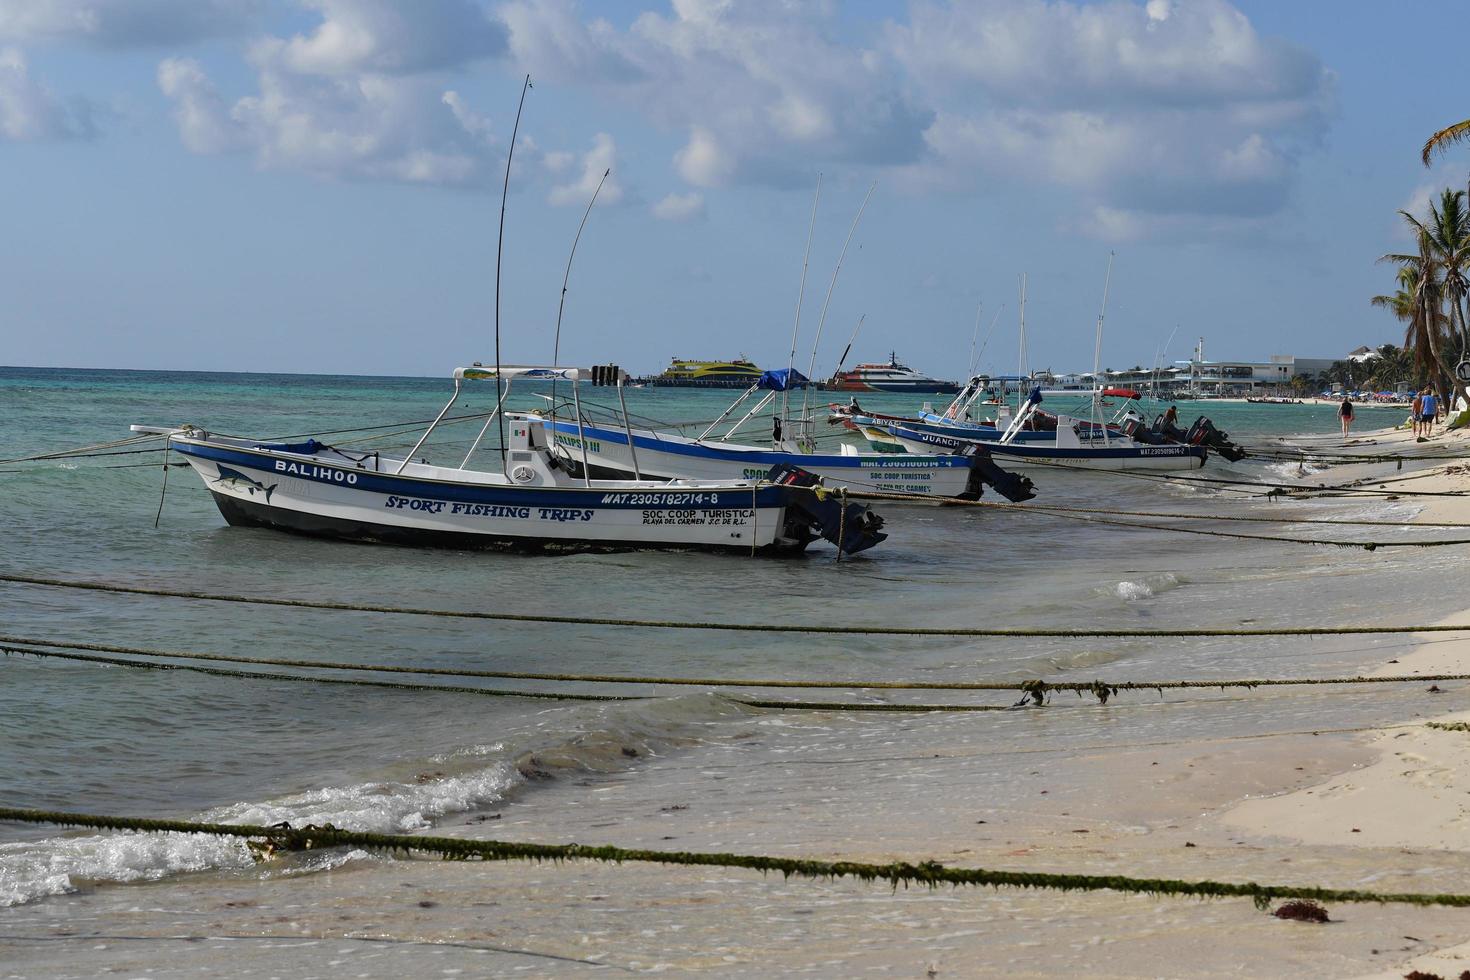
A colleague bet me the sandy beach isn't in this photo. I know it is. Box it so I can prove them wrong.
[3,417,1470,977]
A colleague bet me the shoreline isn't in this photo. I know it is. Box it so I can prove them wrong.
[6,423,1470,976]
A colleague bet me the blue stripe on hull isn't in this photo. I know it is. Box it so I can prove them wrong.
[884,425,1206,463]
[543,419,972,469]
[174,441,792,510]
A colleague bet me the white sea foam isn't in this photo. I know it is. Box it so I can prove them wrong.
[204,760,522,834]
[0,829,252,907]
[1115,581,1153,601]
[1112,573,1180,602]
[0,761,521,907]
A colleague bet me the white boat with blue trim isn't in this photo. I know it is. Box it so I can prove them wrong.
[134,365,888,556]
[520,368,1036,504]
[866,387,1209,471]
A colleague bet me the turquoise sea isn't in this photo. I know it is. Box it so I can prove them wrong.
[0,365,1455,910]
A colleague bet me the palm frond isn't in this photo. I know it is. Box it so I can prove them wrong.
[1423,119,1470,166]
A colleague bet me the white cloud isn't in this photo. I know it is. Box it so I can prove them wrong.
[0,0,263,47]
[887,0,1333,231]
[153,3,521,189]
[156,56,242,153]
[496,0,1330,237]
[547,131,622,206]
[673,126,733,188]
[0,46,90,140]
[652,190,704,221]
[502,0,932,188]
[261,0,505,75]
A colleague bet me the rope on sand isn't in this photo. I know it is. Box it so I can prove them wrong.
[2,806,1468,909]
[7,573,1470,639]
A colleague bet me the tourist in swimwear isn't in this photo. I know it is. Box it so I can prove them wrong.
[1339,396,1354,438]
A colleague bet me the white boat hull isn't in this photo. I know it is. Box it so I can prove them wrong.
[536,418,981,497]
[155,424,886,555]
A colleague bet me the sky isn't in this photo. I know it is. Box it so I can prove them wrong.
[2,0,1468,379]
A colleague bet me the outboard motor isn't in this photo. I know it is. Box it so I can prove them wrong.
[767,463,887,555]
[1187,417,1246,462]
[957,444,1036,502]
[1120,417,1165,446]
[1154,414,1188,442]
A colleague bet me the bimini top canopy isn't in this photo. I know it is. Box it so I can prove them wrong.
[757,368,809,391]
[454,364,629,383]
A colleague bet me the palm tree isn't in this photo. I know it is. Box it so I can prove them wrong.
[1423,120,1470,166]
[1381,215,1464,403]
[1370,265,1416,325]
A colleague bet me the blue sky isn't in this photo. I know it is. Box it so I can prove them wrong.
[2,0,1467,379]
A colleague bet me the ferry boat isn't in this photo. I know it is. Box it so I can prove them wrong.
[824,352,959,394]
[645,358,765,389]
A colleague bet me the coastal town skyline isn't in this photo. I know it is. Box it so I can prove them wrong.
[3,0,1466,379]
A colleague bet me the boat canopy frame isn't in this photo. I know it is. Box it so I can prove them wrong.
[398,364,637,483]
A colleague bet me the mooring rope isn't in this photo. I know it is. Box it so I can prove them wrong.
[1,806,1467,909]
[2,645,631,703]
[849,494,1470,549]
[5,635,1469,704]
[996,456,1468,497]
[840,489,1470,528]
[1,644,1017,711]
[0,433,164,466]
[7,573,1470,639]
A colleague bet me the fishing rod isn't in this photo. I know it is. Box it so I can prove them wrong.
[493,74,531,467]
[780,175,822,440]
[801,181,877,429]
[550,166,611,426]
[833,313,866,376]
[1089,251,1115,442]
[972,304,1005,379]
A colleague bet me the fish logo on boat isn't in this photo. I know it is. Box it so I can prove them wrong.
[211,465,277,504]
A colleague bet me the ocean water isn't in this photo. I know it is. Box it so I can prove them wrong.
[0,366,1457,911]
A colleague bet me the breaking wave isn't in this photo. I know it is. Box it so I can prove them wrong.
[0,693,755,907]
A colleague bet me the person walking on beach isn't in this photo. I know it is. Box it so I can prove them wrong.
[1421,387,1438,436]
[1339,395,1354,439]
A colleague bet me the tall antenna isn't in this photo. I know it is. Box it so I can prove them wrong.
[1017,272,1028,404]
[1091,250,1115,437]
[782,175,822,429]
[968,301,983,378]
[550,166,610,420]
[493,73,531,467]
[1092,250,1115,378]
[973,304,1004,378]
[802,180,877,421]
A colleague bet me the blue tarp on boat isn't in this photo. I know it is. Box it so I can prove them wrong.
[252,439,324,455]
[758,368,809,391]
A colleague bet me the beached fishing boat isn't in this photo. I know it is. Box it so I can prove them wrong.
[831,372,1245,463]
[861,388,1209,471]
[133,365,888,556]
[523,368,1036,503]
